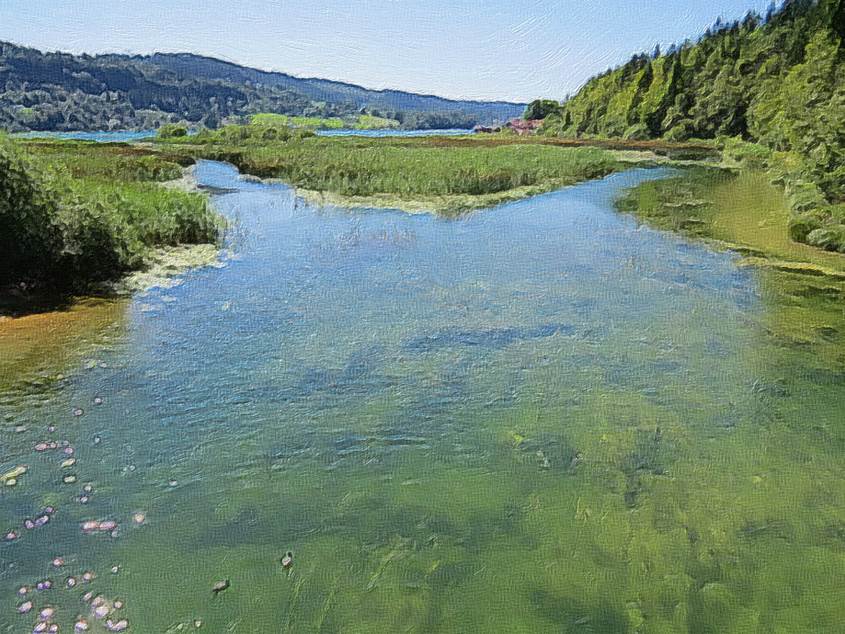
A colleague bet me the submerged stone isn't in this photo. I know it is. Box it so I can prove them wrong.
[106,619,128,632]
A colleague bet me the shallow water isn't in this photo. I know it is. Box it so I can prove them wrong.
[11,131,158,143]
[2,162,845,633]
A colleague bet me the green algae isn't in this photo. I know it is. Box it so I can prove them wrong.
[2,165,845,633]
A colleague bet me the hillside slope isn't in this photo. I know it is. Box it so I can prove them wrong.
[0,42,524,132]
[140,53,523,121]
[541,0,845,251]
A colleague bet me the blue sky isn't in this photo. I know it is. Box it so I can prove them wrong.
[1,0,775,102]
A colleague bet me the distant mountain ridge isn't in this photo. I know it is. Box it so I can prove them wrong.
[139,52,523,116]
[0,41,525,132]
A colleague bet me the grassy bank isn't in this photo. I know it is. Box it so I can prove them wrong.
[251,112,400,130]
[1,136,222,299]
[160,127,642,213]
[617,166,845,275]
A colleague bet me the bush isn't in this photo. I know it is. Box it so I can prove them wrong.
[806,226,845,252]
[623,124,651,141]
[0,135,64,284]
[788,210,826,242]
[663,121,694,142]
[786,180,828,213]
[158,123,189,139]
[135,155,183,181]
[0,135,221,290]
[720,137,772,168]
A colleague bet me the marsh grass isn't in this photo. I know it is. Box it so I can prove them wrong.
[165,132,625,213]
[21,139,190,181]
[1,136,221,293]
[251,112,400,130]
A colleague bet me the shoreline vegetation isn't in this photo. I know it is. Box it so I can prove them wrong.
[616,167,845,278]
[156,120,721,214]
[0,134,223,312]
[530,0,845,253]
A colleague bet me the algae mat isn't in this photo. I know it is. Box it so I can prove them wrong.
[1,162,844,633]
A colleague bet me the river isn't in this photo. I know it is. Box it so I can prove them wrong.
[2,161,844,632]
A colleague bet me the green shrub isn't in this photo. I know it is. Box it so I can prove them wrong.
[663,121,695,142]
[623,124,651,141]
[1,135,221,290]
[135,155,183,181]
[788,211,826,242]
[0,135,64,284]
[158,123,189,139]
[786,180,828,213]
[806,225,845,252]
[720,137,773,168]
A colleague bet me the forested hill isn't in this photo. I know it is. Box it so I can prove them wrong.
[137,53,523,122]
[540,0,845,251]
[0,42,524,132]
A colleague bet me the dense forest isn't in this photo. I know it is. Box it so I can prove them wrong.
[536,0,845,251]
[0,42,523,132]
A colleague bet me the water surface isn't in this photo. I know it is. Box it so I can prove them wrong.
[12,131,157,143]
[2,162,845,632]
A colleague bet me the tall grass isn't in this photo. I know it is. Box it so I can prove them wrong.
[167,130,621,211]
[22,140,189,181]
[1,136,221,291]
[250,113,400,130]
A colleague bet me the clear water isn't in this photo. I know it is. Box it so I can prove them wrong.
[11,131,158,143]
[2,161,845,632]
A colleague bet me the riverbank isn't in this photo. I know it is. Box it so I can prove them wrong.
[617,167,845,277]
[0,137,224,310]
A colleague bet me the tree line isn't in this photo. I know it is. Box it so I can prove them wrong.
[0,42,511,133]
[530,0,845,251]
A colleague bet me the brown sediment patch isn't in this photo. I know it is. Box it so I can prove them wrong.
[0,298,126,384]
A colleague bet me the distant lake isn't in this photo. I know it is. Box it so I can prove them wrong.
[13,128,474,142]
[13,130,157,142]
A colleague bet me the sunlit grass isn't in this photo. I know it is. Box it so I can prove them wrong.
[165,133,623,213]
